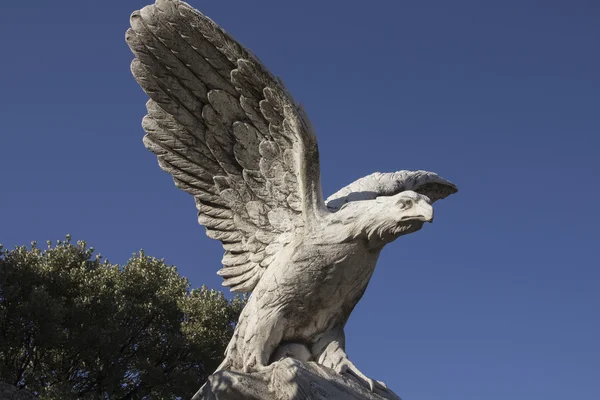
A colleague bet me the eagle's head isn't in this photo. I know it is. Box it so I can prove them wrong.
[323,189,438,247]
[352,190,434,245]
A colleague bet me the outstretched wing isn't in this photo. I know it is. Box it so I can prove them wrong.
[326,170,457,211]
[126,0,324,292]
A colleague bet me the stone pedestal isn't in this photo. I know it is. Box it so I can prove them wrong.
[194,358,401,400]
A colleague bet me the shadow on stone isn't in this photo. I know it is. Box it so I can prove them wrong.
[196,358,401,400]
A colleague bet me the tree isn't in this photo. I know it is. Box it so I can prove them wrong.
[0,236,245,399]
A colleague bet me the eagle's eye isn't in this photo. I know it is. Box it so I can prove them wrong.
[400,198,413,208]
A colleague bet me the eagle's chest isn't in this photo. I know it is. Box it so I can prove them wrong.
[268,240,381,338]
[302,242,377,296]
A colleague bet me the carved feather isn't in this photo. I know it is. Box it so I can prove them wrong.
[128,1,456,295]
[326,171,458,211]
[127,0,324,292]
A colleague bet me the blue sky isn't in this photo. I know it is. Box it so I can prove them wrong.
[1,0,599,399]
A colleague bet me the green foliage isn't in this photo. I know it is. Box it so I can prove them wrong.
[0,236,245,399]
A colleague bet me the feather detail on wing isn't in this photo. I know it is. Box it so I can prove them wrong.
[126,0,324,292]
[326,171,457,211]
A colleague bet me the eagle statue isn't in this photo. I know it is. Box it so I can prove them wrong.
[126,1,457,398]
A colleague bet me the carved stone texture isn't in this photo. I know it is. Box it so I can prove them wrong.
[126,1,457,398]
[196,358,401,400]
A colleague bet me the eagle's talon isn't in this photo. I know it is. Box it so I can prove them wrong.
[343,363,392,395]
[335,357,377,392]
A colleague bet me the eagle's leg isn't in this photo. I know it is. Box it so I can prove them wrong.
[312,326,389,394]
[240,310,285,373]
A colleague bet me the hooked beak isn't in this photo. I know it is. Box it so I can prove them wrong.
[417,202,434,223]
[398,201,434,223]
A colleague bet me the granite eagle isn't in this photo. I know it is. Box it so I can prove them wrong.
[126,0,457,397]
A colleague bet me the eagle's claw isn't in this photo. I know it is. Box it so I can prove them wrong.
[336,358,387,393]
[319,341,392,396]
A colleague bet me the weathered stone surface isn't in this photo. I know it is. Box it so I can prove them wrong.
[126,1,458,398]
[195,358,400,400]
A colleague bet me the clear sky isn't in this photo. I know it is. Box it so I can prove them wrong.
[1,0,599,399]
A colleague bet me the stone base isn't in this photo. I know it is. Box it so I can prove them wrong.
[193,358,401,400]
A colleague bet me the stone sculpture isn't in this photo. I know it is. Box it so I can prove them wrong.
[126,1,457,399]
